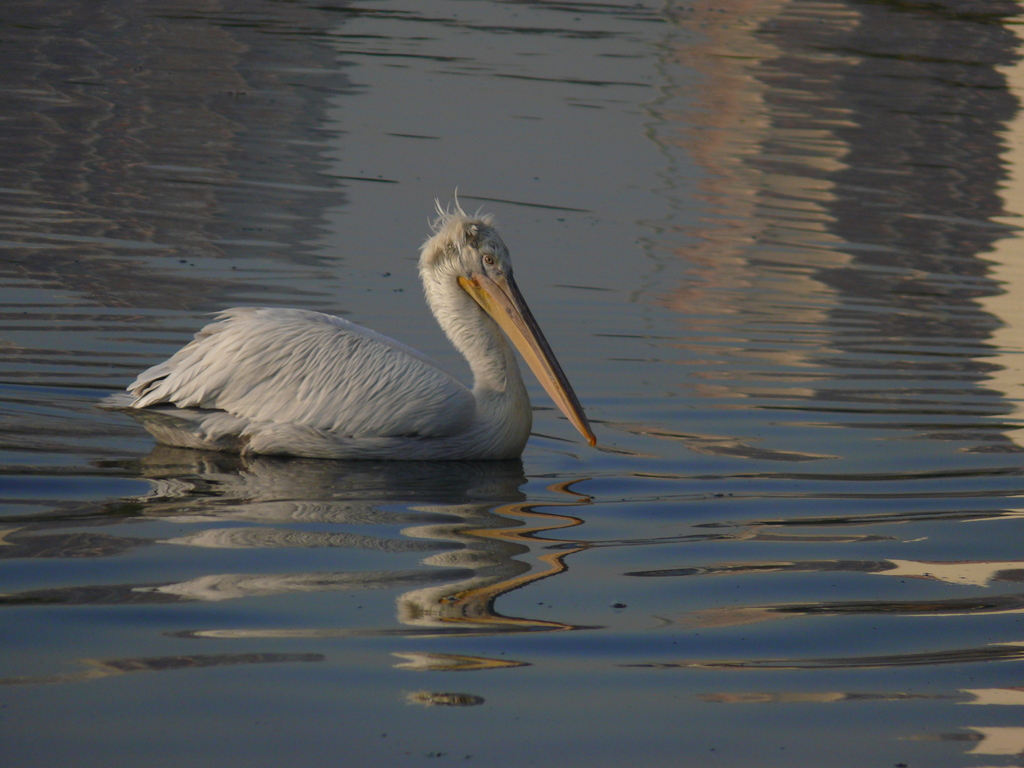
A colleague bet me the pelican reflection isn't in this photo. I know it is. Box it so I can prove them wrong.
[3,446,594,638]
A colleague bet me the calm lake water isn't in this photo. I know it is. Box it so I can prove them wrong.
[3,0,1024,765]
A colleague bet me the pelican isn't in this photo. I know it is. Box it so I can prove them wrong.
[122,205,596,460]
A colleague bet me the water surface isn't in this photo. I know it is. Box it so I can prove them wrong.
[3,0,1024,766]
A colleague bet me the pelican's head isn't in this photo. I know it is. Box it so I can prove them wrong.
[419,204,596,447]
[419,205,510,283]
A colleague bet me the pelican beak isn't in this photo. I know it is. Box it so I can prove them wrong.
[458,273,597,447]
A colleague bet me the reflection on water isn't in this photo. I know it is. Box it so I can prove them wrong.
[629,557,1024,586]
[0,0,346,311]
[642,0,1024,462]
[627,643,1024,670]
[393,652,529,672]
[0,652,324,687]
[2,448,592,636]
[701,686,1024,704]
[4,0,1024,766]
[405,690,486,707]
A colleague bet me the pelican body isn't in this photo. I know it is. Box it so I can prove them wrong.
[124,207,595,460]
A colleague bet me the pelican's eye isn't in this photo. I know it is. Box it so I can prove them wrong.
[483,254,495,266]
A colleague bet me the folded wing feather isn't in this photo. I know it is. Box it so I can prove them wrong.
[129,308,475,438]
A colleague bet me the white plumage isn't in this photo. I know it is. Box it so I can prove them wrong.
[132,308,475,438]
[122,206,595,460]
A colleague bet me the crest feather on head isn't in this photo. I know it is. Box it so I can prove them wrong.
[420,199,498,267]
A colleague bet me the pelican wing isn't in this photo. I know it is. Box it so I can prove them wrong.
[129,308,475,438]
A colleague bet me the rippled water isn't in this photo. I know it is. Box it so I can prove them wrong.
[4,0,1024,765]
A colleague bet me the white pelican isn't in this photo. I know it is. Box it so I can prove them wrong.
[123,206,596,460]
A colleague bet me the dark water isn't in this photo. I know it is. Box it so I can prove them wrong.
[3,0,1024,765]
